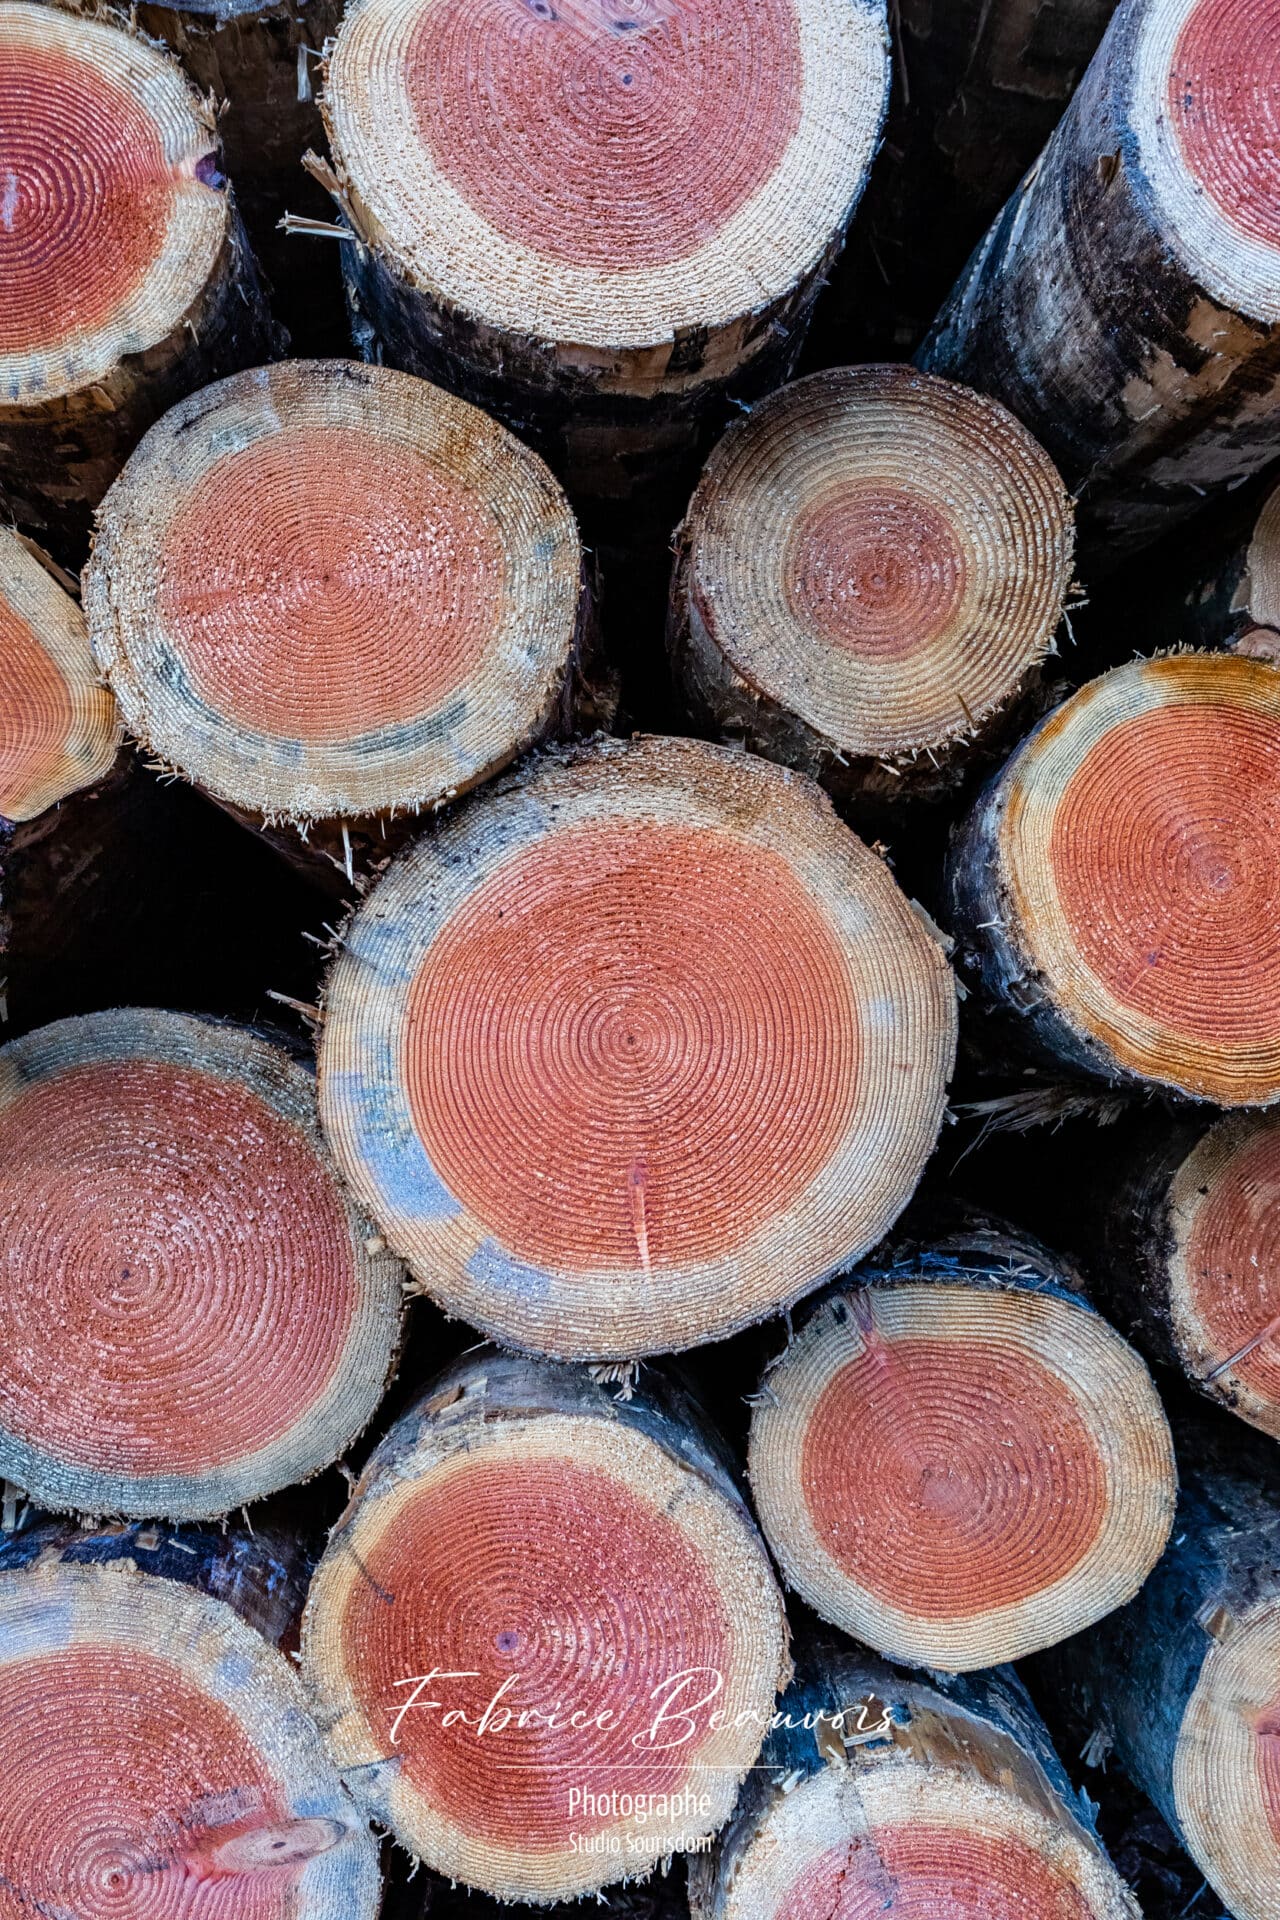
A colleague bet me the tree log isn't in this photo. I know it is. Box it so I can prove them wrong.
[0,0,280,558]
[825,0,1119,359]
[85,357,599,891]
[0,1007,403,1519]
[1038,1418,1280,1920]
[669,365,1074,810]
[918,0,1280,560]
[0,526,119,823]
[1141,473,1280,659]
[947,651,1280,1105]
[0,1517,380,1912]
[1097,1109,1280,1442]
[317,0,890,538]
[317,733,957,1359]
[748,1233,1175,1672]
[690,1635,1140,1920]
[301,1347,790,1901]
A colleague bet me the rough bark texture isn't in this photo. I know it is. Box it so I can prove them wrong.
[918,0,1280,563]
[1133,474,1280,657]
[821,0,1119,359]
[691,1633,1139,1920]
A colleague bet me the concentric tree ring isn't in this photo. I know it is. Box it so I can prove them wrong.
[86,359,585,824]
[317,734,957,1359]
[674,366,1074,770]
[0,1008,404,1519]
[749,1278,1175,1670]
[0,1556,380,1917]
[0,527,118,822]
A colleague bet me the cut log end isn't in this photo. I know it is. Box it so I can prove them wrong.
[674,366,1073,774]
[986,652,1280,1103]
[0,1556,379,1916]
[324,0,889,366]
[1136,0,1280,322]
[1167,1112,1280,1435]
[303,1372,788,1901]
[749,1279,1175,1670]
[1174,1593,1280,1920]
[0,1008,403,1519]
[318,735,957,1359]
[0,1,230,406]
[86,358,584,824]
[0,527,118,820]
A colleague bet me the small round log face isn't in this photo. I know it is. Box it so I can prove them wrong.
[0,528,118,821]
[0,1559,379,1917]
[1134,0,1280,322]
[323,0,888,361]
[676,367,1073,768]
[318,736,957,1358]
[1167,1112,1280,1436]
[0,1,229,405]
[0,1009,403,1519]
[991,653,1280,1102]
[86,360,584,823]
[749,1281,1175,1670]
[303,1394,788,1900]
[712,1764,1135,1920]
[1174,1594,1280,1920]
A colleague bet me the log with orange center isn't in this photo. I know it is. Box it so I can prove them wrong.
[317,733,957,1359]
[301,1349,790,1901]
[0,1008,403,1519]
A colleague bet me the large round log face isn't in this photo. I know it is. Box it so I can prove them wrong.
[749,1281,1175,1669]
[0,2,228,405]
[989,654,1280,1102]
[0,1560,379,1917]
[319,736,957,1358]
[0,1010,403,1518]
[711,1766,1135,1920]
[1134,0,1280,321]
[0,528,118,821]
[1174,1595,1280,1920]
[324,0,888,364]
[673,368,1073,775]
[303,1396,789,1900]
[87,360,584,824]
[1167,1113,1280,1436]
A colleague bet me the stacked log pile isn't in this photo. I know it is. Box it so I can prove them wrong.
[4,3,1280,1918]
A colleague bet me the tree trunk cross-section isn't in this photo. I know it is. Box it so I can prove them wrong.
[691,1636,1141,1920]
[948,652,1280,1105]
[0,0,280,556]
[317,733,957,1360]
[0,1521,381,1914]
[0,1008,403,1520]
[669,365,1074,808]
[919,0,1280,560]
[317,0,891,533]
[749,1236,1175,1672]
[302,1348,790,1902]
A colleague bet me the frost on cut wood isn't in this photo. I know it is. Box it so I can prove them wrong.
[319,0,890,532]
[1039,1417,1280,1920]
[948,652,1280,1106]
[302,1349,790,1901]
[669,365,1074,809]
[318,734,957,1360]
[86,358,596,887]
[0,526,119,823]
[748,1233,1174,1672]
[690,1637,1141,1920]
[0,0,279,555]
[0,1524,381,1914]
[920,0,1280,560]
[0,1008,403,1520]
[1099,1109,1280,1442]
